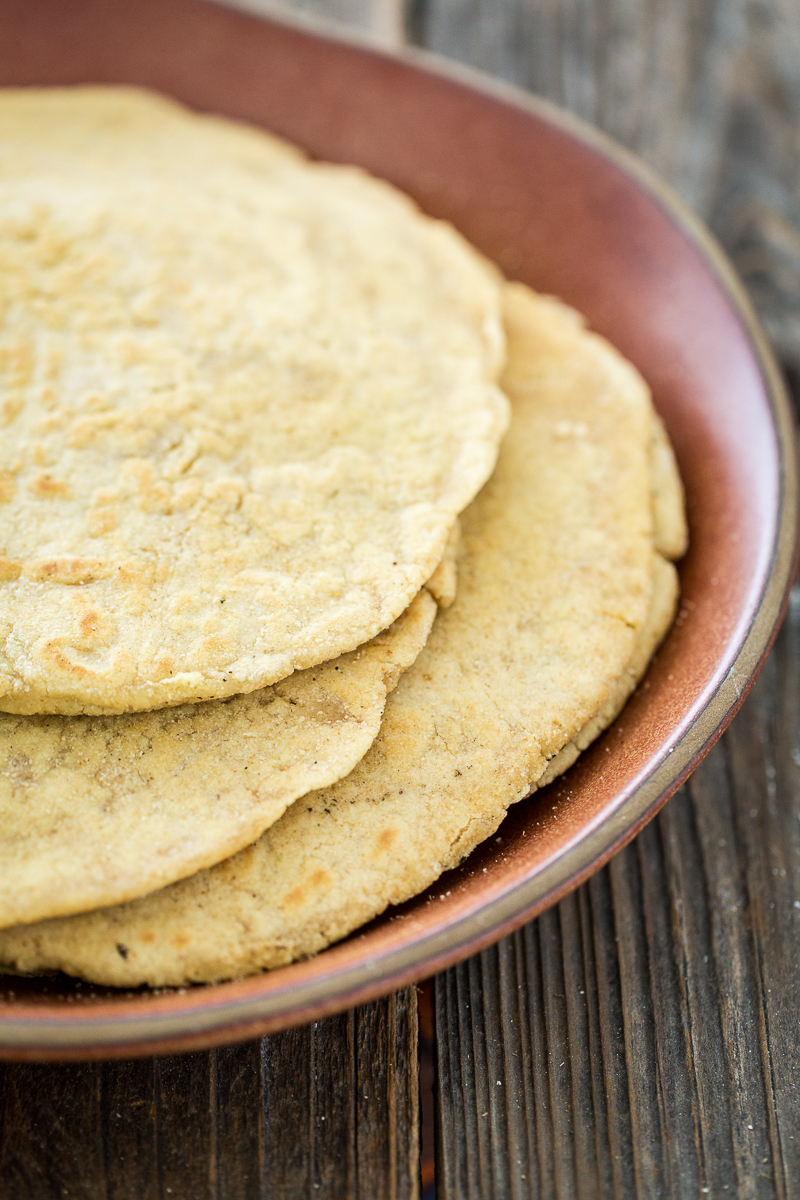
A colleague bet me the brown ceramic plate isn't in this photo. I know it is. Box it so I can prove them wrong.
[0,0,796,1060]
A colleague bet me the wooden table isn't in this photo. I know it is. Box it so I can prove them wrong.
[2,0,800,1195]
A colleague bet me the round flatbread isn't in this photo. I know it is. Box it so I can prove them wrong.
[0,285,684,985]
[0,585,437,929]
[0,86,507,715]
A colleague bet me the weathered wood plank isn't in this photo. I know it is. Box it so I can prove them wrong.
[711,0,800,370]
[215,1041,264,1199]
[152,1052,215,1200]
[262,1021,317,1194]
[0,988,419,1200]
[0,1062,104,1199]
[656,785,738,1194]
[102,1057,160,1200]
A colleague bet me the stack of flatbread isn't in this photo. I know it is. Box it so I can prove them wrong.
[0,88,687,988]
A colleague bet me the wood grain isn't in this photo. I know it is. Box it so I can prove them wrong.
[0,988,420,1200]
[711,0,800,371]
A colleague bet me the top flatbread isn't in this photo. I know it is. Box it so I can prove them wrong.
[0,86,508,714]
[0,286,684,986]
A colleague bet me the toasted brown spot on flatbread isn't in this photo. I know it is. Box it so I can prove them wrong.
[29,474,70,498]
[24,558,108,585]
[0,557,21,582]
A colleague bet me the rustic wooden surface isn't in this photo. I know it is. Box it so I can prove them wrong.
[0,989,420,1199]
[2,0,800,1197]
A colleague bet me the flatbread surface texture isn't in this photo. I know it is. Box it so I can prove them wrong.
[0,588,438,929]
[0,285,683,986]
[0,86,508,715]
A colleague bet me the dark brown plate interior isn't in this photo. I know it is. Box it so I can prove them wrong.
[0,0,796,1058]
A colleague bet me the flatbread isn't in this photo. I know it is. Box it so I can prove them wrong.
[535,551,678,788]
[650,415,689,559]
[0,585,437,929]
[0,86,508,715]
[0,285,684,986]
